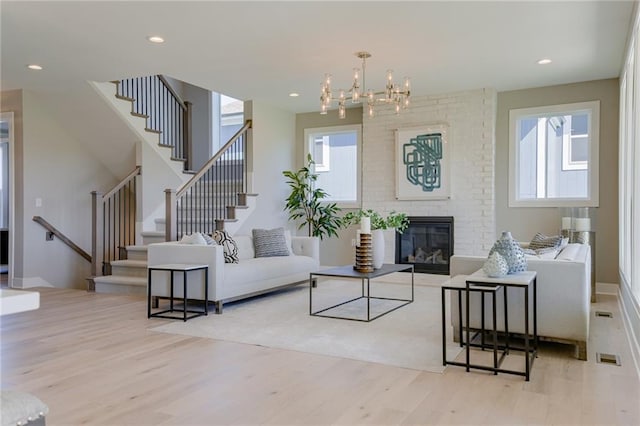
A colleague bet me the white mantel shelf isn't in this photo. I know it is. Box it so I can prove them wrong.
[0,289,40,316]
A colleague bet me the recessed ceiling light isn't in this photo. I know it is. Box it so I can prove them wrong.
[289,93,300,97]
[537,58,552,65]
[147,36,165,44]
[27,64,43,70]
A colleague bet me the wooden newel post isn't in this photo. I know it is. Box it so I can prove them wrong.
[91,191,104,279]
[165,189,177,242]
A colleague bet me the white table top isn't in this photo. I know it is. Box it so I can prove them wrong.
[468,269,537,286]
[0,289,40,316]
[149,263,208,271]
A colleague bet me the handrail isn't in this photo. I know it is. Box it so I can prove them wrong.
[166,119,252,240]
[103,166,141,200]
[33,216,92,262]
[177,120,252,197]
[115,75,191,167]
[158,75,187,110]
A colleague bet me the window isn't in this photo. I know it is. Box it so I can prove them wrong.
[304,124,361,206]
[509,101,599,207]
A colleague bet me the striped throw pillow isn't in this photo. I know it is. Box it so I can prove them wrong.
[528,232,562,250]
[252,228,291,258]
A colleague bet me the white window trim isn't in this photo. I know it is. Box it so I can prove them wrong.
[303,124,362,208]
[509,100,600,207]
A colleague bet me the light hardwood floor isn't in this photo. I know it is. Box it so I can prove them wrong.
[1,287,638,425]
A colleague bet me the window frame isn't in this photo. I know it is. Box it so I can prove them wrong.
[508,100,600,208]
[303,124,362,208]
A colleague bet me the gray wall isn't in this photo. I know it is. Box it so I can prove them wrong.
[2,89,118,288]
[295,107,363,265]
[496,79,619,284]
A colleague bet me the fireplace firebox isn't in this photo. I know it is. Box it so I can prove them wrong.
[395,216,454,274]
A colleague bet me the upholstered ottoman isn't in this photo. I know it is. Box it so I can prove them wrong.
[1,390,48,426]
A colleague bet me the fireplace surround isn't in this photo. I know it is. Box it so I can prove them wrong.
[395,216,454,274]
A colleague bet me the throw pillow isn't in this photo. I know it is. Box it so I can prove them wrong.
[212,230,239,263]
[528,232,562,250]
[252,227,291,258]
[202,233,216,246]
[179,232,208,245]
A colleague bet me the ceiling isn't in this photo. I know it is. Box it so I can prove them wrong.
[1,1,636,115]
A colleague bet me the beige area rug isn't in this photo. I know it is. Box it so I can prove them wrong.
[151,277,463,373]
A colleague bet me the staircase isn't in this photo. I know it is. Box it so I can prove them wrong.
[90,76,255,295]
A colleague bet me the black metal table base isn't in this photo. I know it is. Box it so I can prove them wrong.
[148,265,209,322]
[442,273,538,381]
[310,264,414,322]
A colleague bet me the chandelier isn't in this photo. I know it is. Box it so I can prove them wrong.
[320,51,411,119]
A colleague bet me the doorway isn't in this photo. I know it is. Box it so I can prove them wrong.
[0,112,14,288]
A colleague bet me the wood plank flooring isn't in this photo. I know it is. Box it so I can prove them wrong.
[1,287,638,425]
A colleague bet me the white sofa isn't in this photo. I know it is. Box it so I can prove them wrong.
[449,243,591,360]
[147,234,319,313]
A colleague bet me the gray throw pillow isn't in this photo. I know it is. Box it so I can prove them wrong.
[252,227,291,257]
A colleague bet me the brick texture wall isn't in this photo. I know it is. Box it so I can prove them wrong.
[362,88,497,260]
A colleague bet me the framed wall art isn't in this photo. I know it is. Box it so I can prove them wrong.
[395,124,450,200]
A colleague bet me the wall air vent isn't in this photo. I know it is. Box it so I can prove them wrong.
[596,353,621,366]
[595,311,613,318]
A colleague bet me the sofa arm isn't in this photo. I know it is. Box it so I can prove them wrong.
[147,242,224,302]
[291,236,320,262]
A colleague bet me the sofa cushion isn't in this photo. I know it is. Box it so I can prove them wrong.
[180,232,208,245]
[252,227,291,257]
[213,230,239,263]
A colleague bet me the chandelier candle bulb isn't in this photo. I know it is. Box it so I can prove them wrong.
[361,217,371,234]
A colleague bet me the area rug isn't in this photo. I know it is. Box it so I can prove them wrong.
[150,279,462,373]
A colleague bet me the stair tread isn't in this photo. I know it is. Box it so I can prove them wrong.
[93,275,147,286]
[110,260,148,267]
[126,245,148,252]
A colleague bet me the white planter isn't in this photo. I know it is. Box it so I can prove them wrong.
[372,229,385,269]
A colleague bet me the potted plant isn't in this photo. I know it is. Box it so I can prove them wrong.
[342,209,409,232]
[342,209,409,268]
[282,154,343,240]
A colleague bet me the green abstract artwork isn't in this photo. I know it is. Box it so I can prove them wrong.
[402,133,443,192]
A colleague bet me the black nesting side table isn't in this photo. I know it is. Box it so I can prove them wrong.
[148,263,209,322]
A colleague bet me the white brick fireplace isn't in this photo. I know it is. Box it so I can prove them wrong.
[361,88,497,262]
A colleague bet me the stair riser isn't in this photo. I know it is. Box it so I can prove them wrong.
[143,234,166,245]
[126,251,148,261]
[95,282,147,296]
[111,265,147,278]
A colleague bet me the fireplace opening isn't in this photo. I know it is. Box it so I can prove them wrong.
[395,216,454,275]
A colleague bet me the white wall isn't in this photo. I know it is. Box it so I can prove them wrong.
[18,91,118,288]
[314,89,497,266]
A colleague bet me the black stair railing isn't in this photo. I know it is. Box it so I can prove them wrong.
[165,120,252,241]
[91,166,141,279]
[115,75,191,169]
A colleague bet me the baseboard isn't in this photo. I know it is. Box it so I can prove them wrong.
[618,276,640,380]
[12,277,54,289]
[597,281,619,295]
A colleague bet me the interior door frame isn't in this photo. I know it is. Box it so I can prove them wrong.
[1,112,15,287]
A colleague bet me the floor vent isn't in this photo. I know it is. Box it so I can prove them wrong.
[595,311,613,318]
[596,353,621,366]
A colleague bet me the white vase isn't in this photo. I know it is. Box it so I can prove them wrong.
[371,229,385,269]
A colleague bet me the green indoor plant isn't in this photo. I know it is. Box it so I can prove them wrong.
[282,154,343,240]
[342,209,409,233]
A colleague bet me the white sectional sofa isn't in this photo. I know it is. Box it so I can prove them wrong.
[449,243,591,360]
[147,234,319,313]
